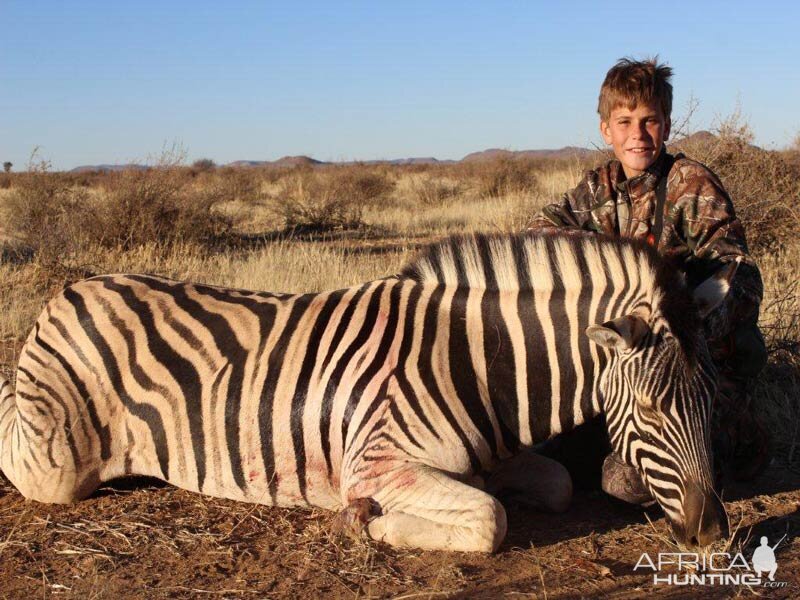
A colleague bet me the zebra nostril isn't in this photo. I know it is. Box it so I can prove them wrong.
[682,482,728,548]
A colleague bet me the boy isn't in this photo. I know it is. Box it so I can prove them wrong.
[527,57,768,501]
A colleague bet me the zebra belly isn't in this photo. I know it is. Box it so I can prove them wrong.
[113,382,343,511]
[234,425,342,510]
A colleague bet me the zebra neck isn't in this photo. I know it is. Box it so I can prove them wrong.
[418,285,606,459]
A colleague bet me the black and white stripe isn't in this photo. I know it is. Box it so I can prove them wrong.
[0,231,726,550]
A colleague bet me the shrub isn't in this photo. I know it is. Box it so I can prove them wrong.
[97,166,232,249]
[215,166,263,203]
[673,114,800,252]
[2,161,99,266]
[333,165,395,208]
[406,173,462,206]
[191,158,216,172]
[3,159,233,263]
[274,166,393,230]
[462,156,539,199]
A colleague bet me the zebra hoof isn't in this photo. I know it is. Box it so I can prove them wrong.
[601,453,654,506]
[331,498,381,539]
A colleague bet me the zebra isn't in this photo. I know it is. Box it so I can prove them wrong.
[0,231,730,552]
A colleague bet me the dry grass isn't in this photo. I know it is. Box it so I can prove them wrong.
[457,156,542,199]
[753,242,800,465]
[0,239,411,342]
[0,139,799,598]
[2,161,798,543]
[0,141,798,460]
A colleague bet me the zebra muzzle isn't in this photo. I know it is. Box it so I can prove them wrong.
[673,481,729,548]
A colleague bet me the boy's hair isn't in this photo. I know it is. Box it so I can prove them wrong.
[598,57,673,122]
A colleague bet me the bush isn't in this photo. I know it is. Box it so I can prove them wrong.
[97,166,232,249]
[2,161,98,266]
[3,159,233,262]
[191,158,216,172]
[461,156,539,199]
[215,167,263,203]
[406,173,462,206]
[342,167,395,208]
[274,166,393,230]
[674,115,800,252]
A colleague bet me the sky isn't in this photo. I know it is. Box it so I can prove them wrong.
[2,1,799,171]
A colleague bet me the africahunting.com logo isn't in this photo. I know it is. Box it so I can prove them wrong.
[634,535,788,588]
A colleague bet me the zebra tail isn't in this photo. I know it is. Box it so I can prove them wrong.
[0,371,16,477]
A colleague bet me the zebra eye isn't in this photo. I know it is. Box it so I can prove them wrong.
[640,427,658,445]
[637,397,664,428]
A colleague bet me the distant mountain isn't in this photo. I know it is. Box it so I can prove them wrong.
[669,130,768,154]
[68,146,596,172]
[227,155,326,168]
[70,164,148,173]
[273,155,325,168]
[378,157,451,165]
[678,130,717,144]
[461,146,594,162]
[227,147,592,167]
[226,155,449,167]
[668,130,718,150]
[224,160,268,168]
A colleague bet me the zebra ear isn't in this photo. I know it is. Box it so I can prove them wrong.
[586,315,649,350]
[693,259,740,318]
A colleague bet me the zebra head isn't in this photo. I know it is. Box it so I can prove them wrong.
[586,260,739,549]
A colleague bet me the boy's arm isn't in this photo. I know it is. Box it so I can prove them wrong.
[669,164,763,340]
[526,175,598,232]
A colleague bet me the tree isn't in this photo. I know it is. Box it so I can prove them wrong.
[192,158,216,172]
[3,162,11,173]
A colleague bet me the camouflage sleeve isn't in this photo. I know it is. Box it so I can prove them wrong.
[526,175,595,232]
[671,162,763,340]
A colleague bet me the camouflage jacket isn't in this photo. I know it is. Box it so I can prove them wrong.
[527,149,763,345]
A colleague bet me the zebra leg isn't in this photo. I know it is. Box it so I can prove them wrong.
[360,465,507,552]
[330,497,380,539]
[485,449,573,513]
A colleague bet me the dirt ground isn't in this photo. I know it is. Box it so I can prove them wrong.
[2,342,800,599]
[2,468,800,599]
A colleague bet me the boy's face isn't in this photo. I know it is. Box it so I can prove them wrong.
[600,102,670,179]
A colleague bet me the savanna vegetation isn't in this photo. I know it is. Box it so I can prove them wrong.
[0,123,799,597]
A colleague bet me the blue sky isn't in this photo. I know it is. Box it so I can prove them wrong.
[2,1,798,170]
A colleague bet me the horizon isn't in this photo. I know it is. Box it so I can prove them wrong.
[64,144,596,171]
[2,2,799,171]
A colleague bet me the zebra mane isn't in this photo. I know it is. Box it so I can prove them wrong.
[400,231,658,293]
[401,231,702,360]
